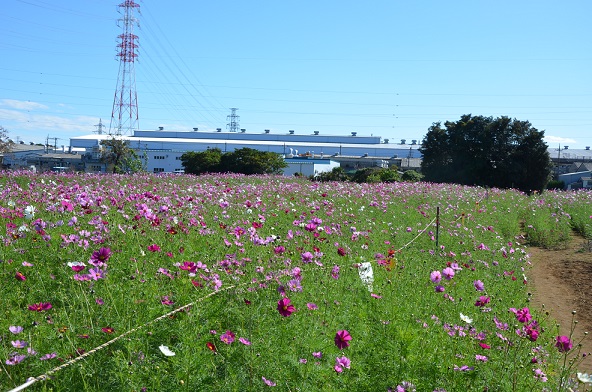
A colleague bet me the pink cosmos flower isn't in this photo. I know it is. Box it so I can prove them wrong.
[442,267,455,280]
[555,335,573,352]
[334,330,352,350]
[39,353,57,361]
[473,280,485,291]
[475,354,488,362]
[474,296,491,307]
[307,303,318,310]
[301,251,313,263]
[277,297,295,317]
[220,330,235,344]
[430,270,442,283]
[11,340,28,348]
[5,354,26,365]
[334,356,351,372]
[514,307,532,323]
[262,377,276,386]
[331,265,340,279]
[312,351,322,358]
[28,302,52,312]
[238,337,251,346]
[15,271,26,281]
[9,326,23,334]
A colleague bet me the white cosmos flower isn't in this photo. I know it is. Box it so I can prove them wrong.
[358,262,374,292]
[578,373,592,383]
[24,205,36,220]
[460,313,473,324]
[7,200,15,207]
[159,345,175,357]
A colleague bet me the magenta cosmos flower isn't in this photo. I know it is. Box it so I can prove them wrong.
[220,330,236,344]
[90,247,111,266]
[555,335,573,352]
[277,297,295,317]
[334,330,352,350]
[28,302,52,312]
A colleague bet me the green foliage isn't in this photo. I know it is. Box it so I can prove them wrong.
[314,167,350,182]
[1,174,590,390]
[547,180,565,190]
[420,114,552,193]
[0,125,14,154]
[100,137,146,174]
[181,147,287,175]
[180,148,223,175]
[219,147,287,175]
[351,167,401,183]
[401,170,424,182]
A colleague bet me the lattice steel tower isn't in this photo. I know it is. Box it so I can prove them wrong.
[226,108,240,132]
[109,0,140,136]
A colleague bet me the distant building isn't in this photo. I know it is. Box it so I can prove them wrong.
[69,129,423,175]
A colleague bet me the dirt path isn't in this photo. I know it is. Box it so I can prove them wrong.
[527,233,592,373]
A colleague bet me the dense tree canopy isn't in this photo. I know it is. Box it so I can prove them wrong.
[419,114,551,193]
[181,147,287,175]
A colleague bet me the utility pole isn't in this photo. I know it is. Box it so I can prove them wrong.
[226,108,240,132]
[94,119,106,135]
[109,0,140,136]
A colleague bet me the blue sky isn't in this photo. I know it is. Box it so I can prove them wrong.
[1,0,591,149]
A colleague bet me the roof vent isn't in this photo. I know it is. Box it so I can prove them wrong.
[314,131,319,135]
[351,132,357,136]
[586,146,590,151]
[240,128,246,133]
[193,127,198,131]
[216,128,222,132]
[289,130,295,135]
[158,126,164,131]
[264,129,270,134]
[384,138,389,144]
[411,140,417,145]
[564,146,569,150]
[401,139,406,144]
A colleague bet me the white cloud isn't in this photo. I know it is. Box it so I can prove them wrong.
[544,135,577,145]
[0,99,48,111]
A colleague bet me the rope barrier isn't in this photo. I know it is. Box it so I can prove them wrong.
[396,216,437,252]
[6,215,439,392]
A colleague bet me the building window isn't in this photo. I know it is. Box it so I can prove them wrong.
[153,155,166,160]
[175,156,182,160]
[153,168,165,173]
[91,165,102,172]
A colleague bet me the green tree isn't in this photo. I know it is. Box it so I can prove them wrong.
[100,137,145,174]
[219,148,287,175]
[420,114,551,193]
[314,167,350,182]
[351,167,401,183]
[0,126,14,154]
[180,148,222,175]
[401,170,424,182]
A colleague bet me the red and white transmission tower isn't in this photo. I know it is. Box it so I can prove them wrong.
[109,0,140,136]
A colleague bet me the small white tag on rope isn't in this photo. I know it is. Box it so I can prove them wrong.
[358,262,374,292]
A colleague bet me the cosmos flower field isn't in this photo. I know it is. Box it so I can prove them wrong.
[1,172,592,391]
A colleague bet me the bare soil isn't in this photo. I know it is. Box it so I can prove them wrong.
[528,232,592,373]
